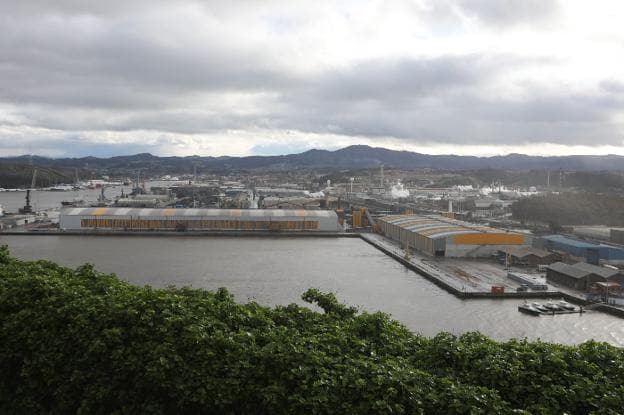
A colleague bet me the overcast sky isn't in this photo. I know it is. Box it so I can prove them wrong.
[1,0,624,157]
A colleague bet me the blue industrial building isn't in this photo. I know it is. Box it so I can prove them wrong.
[537,235,624,263]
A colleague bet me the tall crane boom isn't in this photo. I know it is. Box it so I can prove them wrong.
[30,168,38,189]
[20,167,37,214]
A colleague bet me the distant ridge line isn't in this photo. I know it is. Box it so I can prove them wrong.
[3,145,624,171]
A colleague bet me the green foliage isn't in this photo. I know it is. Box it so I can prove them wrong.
[301,288,358,318]
[1,246,623,414]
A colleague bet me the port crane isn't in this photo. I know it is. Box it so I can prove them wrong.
[20,168,38,214]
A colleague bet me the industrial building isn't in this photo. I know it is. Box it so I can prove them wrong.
[377,214,529,257]
[497,246,562,267]
[587,281,624,306]
[472,198,514,218]
[536,235,624,264]
[546,262,622,291]
[59,207,341,232]
[569,226,624,243]
[0,213,38,230]
[610,229,624,245]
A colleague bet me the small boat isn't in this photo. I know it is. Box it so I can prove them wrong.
[532,302,549,312]
[61,198,85,207]
[544,300,562,311]
[519,302,542,316]
[48,186,72,192]
[558,300,576,311]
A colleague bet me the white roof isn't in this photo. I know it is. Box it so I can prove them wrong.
[61,207,335,218]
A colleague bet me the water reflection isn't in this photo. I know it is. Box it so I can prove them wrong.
[1,235,623,346]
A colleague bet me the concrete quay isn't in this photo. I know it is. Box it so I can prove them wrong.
[361,233,624,319]
[359,233,589,303]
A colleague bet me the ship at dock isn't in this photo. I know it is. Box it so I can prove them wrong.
[518,300,583,316]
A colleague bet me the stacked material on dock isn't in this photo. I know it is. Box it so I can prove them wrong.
[507,271,548,290]
[59,207,341,232]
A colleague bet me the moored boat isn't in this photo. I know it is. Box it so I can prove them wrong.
[558,300,576,310]
[544,300,562,311]
[519,301,542,316]
[521,300,583,315]
[61,198,86,207]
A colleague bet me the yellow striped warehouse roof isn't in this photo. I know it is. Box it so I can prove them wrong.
[61,207,336,218]
[379,214,517,240]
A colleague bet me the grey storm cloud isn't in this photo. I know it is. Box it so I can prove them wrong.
[304,56,488,103]
[0,17,290,110]
[0,0,622,156]
[272,90,624,147]
[268,55,624,146]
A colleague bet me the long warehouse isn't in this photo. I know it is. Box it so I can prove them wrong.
[378,214,529,257]
[59,207,341,232]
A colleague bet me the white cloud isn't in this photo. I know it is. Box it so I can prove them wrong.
[1,0,624,157]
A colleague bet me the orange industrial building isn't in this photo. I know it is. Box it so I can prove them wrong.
[59,207,342,232]
[378,214,530,258]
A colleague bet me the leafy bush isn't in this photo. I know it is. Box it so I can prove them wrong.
[1,245,623,414]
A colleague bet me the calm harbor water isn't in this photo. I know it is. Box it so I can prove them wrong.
[0,186,131,213]
[2,235,623,346]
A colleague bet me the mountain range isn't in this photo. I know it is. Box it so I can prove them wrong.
[3,145,624,173]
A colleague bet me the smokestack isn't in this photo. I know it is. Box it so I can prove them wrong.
[380,165,384,188]
[546,170,550,189]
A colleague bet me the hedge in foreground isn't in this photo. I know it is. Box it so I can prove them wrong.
[1,246,623,414]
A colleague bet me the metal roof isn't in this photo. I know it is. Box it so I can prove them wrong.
[379,214,514,239]
[542,235,599,249]
[498,246,557,259]
[573,262,620,279]
[547,262,591,279]
[546,261,619,280]
[541,235,624,259]
[61,207,335,218]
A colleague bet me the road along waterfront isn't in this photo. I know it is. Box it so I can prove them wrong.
[1,234,623,346]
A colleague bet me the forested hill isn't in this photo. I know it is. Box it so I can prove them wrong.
[0,163,84,188]
[4,145,624,174]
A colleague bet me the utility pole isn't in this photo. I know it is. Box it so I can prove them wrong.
[546,170,550,189]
